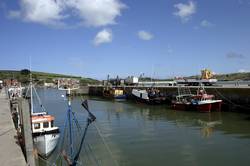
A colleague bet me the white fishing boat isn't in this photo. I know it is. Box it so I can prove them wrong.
[32,112,60,156]
[131,88,167,104]
[27,74,60,156]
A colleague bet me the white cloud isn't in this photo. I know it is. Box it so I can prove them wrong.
[173,1,196,23]
[138,30,154,41]
[66,0,126,27]
[18,0,66,26]
[238,69,250,73]
[8,0,126,27]
[200,20,214,27]
[94,29,113,46]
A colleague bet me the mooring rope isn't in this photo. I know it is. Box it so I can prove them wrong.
[86,142,101,166]
[79,95,119,166]
[213,88,250,110]
[94,122,119,166]
[33,86,46,112]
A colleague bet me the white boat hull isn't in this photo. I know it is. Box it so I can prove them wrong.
[34,133,60,156]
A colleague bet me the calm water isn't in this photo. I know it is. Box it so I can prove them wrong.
[36,88,250,166]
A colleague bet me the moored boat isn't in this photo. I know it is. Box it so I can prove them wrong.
[131,88,167,104]
[172,85,222,112]
[103,88,127,100]
[27,74,60,157]
[32,112,60,156]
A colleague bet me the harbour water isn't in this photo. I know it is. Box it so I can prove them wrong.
[37,88,250,166]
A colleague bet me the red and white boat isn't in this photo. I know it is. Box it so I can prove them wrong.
[27,77,60,156]
[32,112,60,156]
[172,85,222,113]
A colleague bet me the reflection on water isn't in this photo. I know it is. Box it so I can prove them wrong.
[36,88,250,166]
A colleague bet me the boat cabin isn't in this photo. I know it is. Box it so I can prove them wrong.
[32,115,55,132]
[112,89,124,96]
[104,88,124,96]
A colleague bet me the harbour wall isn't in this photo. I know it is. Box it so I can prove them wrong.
[0,89,36,166]
[77,85,250,113]
[0,90,26,166]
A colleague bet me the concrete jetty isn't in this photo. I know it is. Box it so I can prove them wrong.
[0,89,26,166]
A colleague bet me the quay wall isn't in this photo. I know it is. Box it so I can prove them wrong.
[1,88,36,166]
[84,85,250,113]
[0,90,26,166]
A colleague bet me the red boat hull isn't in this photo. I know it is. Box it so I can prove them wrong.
[211,102,222,112]
[172,101,222,113]
[196,103,212,113]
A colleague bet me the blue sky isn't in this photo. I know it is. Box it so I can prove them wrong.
[0,0,250,79]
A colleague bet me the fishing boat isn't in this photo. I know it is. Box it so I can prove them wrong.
[172,85,222,112]
[190,86,222,112]
[103,87,127,100]
[32,112,60,156]
[27,76,60,156]
[131,88,167,104]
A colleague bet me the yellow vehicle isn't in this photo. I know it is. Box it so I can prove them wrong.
[201,69,214,79]
[175,69,217,86]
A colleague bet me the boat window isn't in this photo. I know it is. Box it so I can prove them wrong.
[34,123,40,129]
[43,122,49,128]
[51,120,54,127]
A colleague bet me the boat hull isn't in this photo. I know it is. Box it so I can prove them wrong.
[196,100,222,113]
[33,133,60,156]
[196,103,212,113]
[172,102,191,111]
[172,100,222,113]
[103,93,127,100]
[133,94,166,105]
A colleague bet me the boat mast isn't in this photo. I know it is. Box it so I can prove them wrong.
[67,88,74,160]
[29,57,34,115]
[58,79,79,161]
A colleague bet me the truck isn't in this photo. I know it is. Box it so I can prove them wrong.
[175,69,217,86]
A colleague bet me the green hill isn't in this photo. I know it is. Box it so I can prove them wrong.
[214,72,250,81]
[0,70,100,85]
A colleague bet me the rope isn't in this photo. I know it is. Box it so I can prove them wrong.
[86,142,101,166]
[94,122,119,166]
[33,86,46,112]
[213,88,250,110]
[72,110,102,166]
[51,110,69,165]
[72,112,82,133]
[83,143,92,165]
[38,155,52,165]
[25,85,30,98]
[79,96,118,166]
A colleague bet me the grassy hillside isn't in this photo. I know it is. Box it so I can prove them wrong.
[214,72,250,81]
[0,70,100,85]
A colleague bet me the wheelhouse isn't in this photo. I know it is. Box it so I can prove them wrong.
[32,115,55,132]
